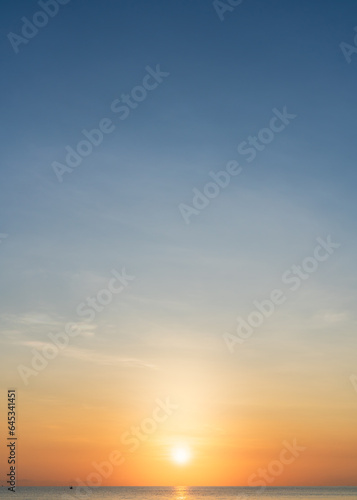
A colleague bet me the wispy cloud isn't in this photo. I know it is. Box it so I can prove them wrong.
[8,338,157,370]
[0,312,97,340]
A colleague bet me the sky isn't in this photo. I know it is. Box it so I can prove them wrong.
[0,0,357,488]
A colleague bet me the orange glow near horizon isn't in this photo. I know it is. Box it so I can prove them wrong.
[0,340,357,488]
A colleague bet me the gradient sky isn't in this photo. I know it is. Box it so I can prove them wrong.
[0,0,357,487]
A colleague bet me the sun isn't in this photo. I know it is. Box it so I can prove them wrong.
[171,446,191,465]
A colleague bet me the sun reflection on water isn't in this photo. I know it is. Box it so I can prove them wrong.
[174,485,189,500]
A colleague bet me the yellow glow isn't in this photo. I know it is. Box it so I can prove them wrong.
[171,446,191,465]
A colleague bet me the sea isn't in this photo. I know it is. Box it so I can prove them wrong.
[0,487,356,500]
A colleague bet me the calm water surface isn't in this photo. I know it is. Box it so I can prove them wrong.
[0,487,356,500]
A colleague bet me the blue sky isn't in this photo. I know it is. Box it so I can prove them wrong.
[1,0,357,316]
[0,2,357,484]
